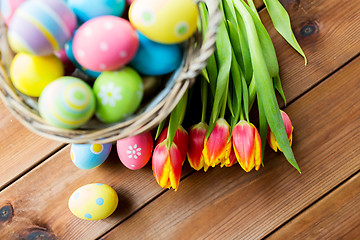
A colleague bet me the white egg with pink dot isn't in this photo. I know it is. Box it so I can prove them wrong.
[72,16,139,72]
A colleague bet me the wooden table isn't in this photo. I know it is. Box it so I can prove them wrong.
[1,0,359,239]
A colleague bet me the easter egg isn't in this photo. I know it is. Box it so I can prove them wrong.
[70,143,112,169]
[69,183,118,220]
[7,0,77,55]
[65,37,101,78]
[10,53,64,97]
[117,132,153,170]
[129,0,198,44]
[0,0,27,26]
[93,67,143,123]
[73,16,138,72]
[39,77,96,129]
[67,0,126,23]
[130,32,183,76]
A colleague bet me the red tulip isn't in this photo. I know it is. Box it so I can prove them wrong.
[232,120,262,172]
[152,140,183,191]
[157,126,188,164]
[187,122,208,171]
[203,118,232,171]
[267,110,293,152]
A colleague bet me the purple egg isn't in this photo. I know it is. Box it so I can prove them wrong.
[7,0,77,55]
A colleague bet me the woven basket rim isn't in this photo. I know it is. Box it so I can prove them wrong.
[0,0,221,144]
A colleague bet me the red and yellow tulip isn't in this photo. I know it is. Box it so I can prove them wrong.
[203,118,232,171]
[157,126,188,164]
[187,122,208,170]
[232,120,262,172]
[152,140,183,191]
[267,110,293,152]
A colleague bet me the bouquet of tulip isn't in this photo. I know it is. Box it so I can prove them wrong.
[152,0,306,191]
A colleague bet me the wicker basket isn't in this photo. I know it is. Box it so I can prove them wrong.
[0,0,221,144]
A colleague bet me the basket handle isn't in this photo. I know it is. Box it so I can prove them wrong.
[180,0,222,81]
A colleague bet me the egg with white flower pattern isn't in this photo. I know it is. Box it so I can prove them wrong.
[68,183,118,220]
[117,131,153,170]
[93,67,144,123]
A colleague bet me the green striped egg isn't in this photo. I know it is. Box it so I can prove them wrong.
[39,77,95,129]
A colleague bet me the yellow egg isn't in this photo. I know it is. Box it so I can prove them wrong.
[10,53,64,97]
[129,0,199,44]
[68,183,118,220]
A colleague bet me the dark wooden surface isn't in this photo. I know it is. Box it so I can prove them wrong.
[0,0,359,239]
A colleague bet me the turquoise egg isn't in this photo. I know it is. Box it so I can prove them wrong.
[39,77,96,129]
[67,0,126,23]
[130,32,183,76]
[7,0,77,55]
[70,143,112,169]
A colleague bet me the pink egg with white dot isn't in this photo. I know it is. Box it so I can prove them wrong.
[73,16,139,72]
[117,132,153,170]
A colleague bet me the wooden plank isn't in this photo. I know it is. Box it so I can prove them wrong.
[0,101,63,189]
[101,57,360,239]
[0,0,359,239]
[267,172,360,240]
[266,0,360,104]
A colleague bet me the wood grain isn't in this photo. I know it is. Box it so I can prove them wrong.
[0,101,63,189]
[267,0,360,104]
[0,144,192,239]
[0,0,359,238]
[102,57,360,239]
[267,172,360,240]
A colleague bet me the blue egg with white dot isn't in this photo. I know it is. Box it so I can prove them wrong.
[67,0,126,23]
[130,32,183,76]
[68,183,118,220]
[65,37,101,78]
[70,143,112,169]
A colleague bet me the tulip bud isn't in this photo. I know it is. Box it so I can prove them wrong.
[187,122,208,171]
[232,120,262,172]
[157,126,188,164]
[152,140,183,191]
[203,118,231,171]
[267,110,293,152]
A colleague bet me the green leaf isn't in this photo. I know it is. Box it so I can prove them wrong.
[263,0,307,65]
[201,78,208,123]
[234,5,253,84]
[257,92,268,165]
[273,75,287,106]
[241,70,249,121]
[246,3,279,77]
[167,92,188,149]
[230,50,243,130]
[233,0,300,173]
[207,19,232,138]
[199,2,217,95]
[201,68,210,83]
[155,119,166,140]
[247,0,261,19]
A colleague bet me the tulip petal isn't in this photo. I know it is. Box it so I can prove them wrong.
[203,118,231,168]
[157,126,188,164]
[152,140,182,191]
[187,122,208,171]
[267,111,293,152]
